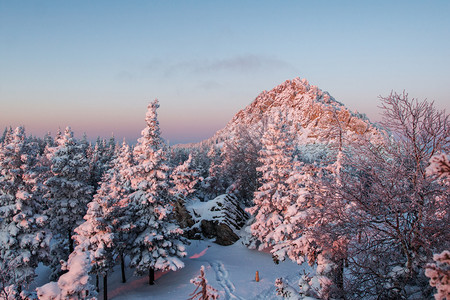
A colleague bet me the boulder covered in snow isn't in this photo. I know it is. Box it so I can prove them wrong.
[186,194,248,245]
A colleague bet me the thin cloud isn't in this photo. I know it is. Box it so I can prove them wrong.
[117,55,295,80]
[198,55,293,73]
[164,54,294,76]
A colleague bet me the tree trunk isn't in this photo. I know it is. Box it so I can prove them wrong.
[96,275,100,293]
[103,275,108,300]
[68,229,74,254]
[336,258,344,294]
[120,253,126,283]
[149,267,155,285]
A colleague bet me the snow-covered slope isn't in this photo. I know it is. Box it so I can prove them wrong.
[108,239,308,300]
[33,239,309,299]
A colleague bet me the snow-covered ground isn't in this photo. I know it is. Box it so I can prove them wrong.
[35,239,309,299]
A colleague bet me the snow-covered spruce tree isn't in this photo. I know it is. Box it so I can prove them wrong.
[246,111,297,251]
[201,145,226,201]
[36,240,97,300]
[112,140,136,283]
[73,140,136,295]
[170,153,202,200]
[73,177,116,300]
[89,136,116,192]
[220,125,261,206]
[45,127,93,278]
[129,99,187,285]
[245,111,347,299]
[270,161,349,299]
[0,127,7,144]
[0,127,51,295]
[273,113,352,299]
[170,153,202,229]
[37,141,134,300]
[168,146,189,167]
[188,265,219,300]
[0,127,13,147]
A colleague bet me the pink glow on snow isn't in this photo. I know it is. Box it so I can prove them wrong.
[189,246,210,259]
[108,269,170,299]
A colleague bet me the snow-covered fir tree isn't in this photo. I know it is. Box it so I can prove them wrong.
[0,127,13,147]
[89,136,116,191]
[73,140,135,293]
[0,128,7,144]
[45,127,93,278]
[111,140,136,282]
[219,125,261,206]
[128,99,187,285]
[36,240,97,300]
[246,112,297,250]
[0,127,51,295]
[73,176,117,293]
[170,153,202,229]
[170,153,202,200]
[201,145,226,200]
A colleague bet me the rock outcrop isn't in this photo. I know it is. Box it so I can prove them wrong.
[184,194,248,245]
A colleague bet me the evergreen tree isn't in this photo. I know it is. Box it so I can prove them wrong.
[0,127,8,144]
[0,127,51,294]
[73,178,117,299]
[0,127,13,147]
[170,153,202,199]
[112,140,136,283]
[170,154,202,228]
[201,146,225,200]
[73,140,135,294]
[88,136,115,192]
[36,240,97,300]
[220,125,261,206]
[129,100,187,285]
[45,127,93,278]
[246,112,296,250]
[54,128,64,148]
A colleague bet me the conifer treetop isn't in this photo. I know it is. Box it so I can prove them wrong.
[138,99,163,152]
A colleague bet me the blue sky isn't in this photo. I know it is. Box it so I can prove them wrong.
[1,1,449,144]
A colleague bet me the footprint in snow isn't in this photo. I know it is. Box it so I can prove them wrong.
[209,260,245,300]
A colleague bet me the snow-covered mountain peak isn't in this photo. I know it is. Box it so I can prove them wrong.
[205,77,380,147]
[231,78,337,123]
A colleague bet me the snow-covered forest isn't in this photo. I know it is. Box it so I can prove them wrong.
[0,78,449,300]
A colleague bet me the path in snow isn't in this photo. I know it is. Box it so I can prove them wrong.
[209,260,245,300]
